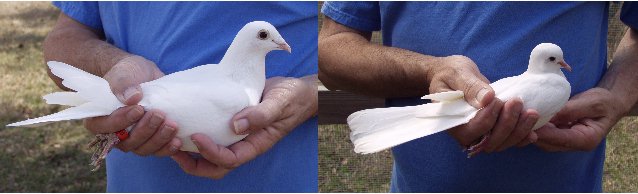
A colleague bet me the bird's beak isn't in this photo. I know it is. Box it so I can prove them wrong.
[277,42,291,53]
[559,61,571,72]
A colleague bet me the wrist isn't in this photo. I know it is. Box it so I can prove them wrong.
[597,87,633,118]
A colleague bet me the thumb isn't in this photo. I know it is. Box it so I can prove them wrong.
[232,98,286,135]
[459,76,494,109]
[550,96,590,125]
[113,85,143,105]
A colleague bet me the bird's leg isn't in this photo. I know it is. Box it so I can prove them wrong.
[88,133,120,171]
[464,132,491,158]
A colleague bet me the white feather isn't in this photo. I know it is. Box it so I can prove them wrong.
[43,92,88,106]
[6,103,113,127]
[7,61,124,127]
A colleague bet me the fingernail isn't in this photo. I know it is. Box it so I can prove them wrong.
[149,113,164,129]
[233,119,249,134]
[530,132,538,143]
[123,87,139,101]
[476,88,489,106]
[126,106,144,122]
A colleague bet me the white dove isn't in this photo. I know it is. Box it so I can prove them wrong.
[348,43,572,155]
[7,21,291,168]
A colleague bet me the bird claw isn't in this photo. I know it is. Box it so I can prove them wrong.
[88,133,120,171]
[464,132,491,158]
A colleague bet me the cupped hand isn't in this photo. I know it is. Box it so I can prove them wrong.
[534,88,626,151]
[171,75,318,179]
[84,55,182,156]
[430,55,538,152]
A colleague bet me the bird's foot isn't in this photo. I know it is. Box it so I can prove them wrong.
[465,132,491,158]
[88,133,120,171]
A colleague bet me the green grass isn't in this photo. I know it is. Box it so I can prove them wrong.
[0,2,106,192]
[319,124,392,192]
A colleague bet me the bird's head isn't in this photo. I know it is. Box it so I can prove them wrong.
[235,21,291,54]
[528,43,571,73]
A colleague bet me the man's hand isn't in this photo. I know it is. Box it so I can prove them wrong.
[84,56,182,156]
[430,55,539,152]
[171,75,318,179]
[534,88,625,151]
[535,29,638,152]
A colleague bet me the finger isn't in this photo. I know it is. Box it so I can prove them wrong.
[534,124,578,150]
[134,119,178,156]
[84,105,144,134]
[171,151,230,180]
[550,96,601,125]
[441,56,494,108]
[456,74,494,109]
[117,110,165,152]
[497,109,539,151]
[105,66,144,105]
[191,133,240,169]
[485,98,524,152]
[119,86,143,105]
[232,97,287,135]
[541,120,605,151]
[534,141,568,152]
[226,126,285,163]
[516,131,538,147]
[171,151,197,172]
[153,137,182,157]
[452,98,504,146]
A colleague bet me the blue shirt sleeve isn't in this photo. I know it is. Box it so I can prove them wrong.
[321,1,381,32]
[52,1,103,31]
[621,2,638,30]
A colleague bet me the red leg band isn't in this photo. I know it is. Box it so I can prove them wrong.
[115,129,129,140]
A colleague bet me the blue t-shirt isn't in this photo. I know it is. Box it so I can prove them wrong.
[54,2,318,192]
[323,2,638,192]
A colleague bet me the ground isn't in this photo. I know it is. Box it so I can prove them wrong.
[0,2,106,192]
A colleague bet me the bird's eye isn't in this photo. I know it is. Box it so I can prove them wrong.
[549,57,556,61]
[258,30,269,40]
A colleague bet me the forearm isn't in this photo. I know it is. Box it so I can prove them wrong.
[598,28,638,115]
[318,18,439,98]
[43,13,132,90]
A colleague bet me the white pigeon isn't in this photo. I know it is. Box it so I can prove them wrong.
[7,21,291,165]
[347,43,572,155]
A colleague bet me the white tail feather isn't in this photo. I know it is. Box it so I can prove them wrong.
[6,61,124,127]
[6,103,113,127]
[43,92,87,106]
[348,102,478,154]
[421,90,464,102]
